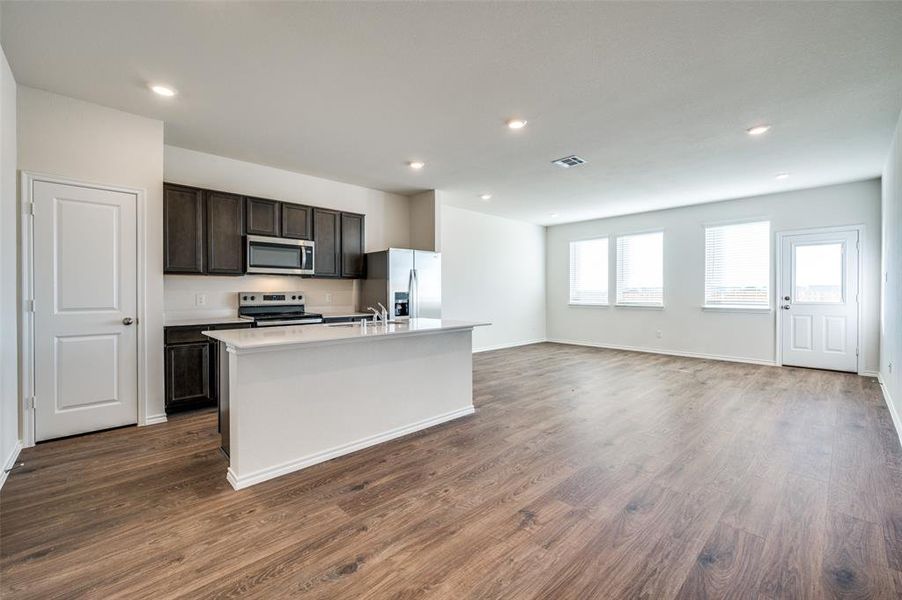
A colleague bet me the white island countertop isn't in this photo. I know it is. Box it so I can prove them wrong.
[203,318,489,353]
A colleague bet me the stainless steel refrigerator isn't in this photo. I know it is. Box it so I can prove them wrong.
[362,249,441,319]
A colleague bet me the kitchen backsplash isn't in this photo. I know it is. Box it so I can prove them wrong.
[164,275,359,320]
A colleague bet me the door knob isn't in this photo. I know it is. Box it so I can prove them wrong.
[783,296,791,301]
[122,317,135,325]
[781,305,791,310]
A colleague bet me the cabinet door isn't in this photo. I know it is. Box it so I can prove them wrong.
[165,343,212,411]
[163,183,204,274]
[205,191,245,275]
[340,212,365,278]
[245,197,280,236]
[282,203,313,240]
[313,207,341,277]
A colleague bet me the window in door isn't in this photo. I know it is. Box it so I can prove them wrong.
[616,231,663,306]
[794,242,844,303]
[569,238,608,305]
[704,221,770,308]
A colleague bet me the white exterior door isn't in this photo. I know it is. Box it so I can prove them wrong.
[33,181,139,441]
[780,230,859,373]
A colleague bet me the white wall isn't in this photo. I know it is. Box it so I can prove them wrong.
[546,179,882,371]
[0,37,19,480]
[881,111,902,439]
[441,205,546,351]
[162,146,411,318]
[17,86,166,423]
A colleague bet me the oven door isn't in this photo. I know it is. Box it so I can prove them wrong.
[246,235,315,275]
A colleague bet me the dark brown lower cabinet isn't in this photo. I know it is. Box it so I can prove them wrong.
[164,322,253,413]
[165,343,211,411]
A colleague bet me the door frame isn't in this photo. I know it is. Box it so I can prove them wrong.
[774,224,865,375]
[20,172,150,448]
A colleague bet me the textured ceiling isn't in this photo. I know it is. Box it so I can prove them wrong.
[3,1,902,224]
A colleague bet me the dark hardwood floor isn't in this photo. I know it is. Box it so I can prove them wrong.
[2,342,901,599]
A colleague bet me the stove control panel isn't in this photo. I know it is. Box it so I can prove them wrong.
[239,291,306,307]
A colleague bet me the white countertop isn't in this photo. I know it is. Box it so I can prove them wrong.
[203,318,489,352]
[165,315,253,327]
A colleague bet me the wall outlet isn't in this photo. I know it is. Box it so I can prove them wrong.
[325,293,333,304]
[195,293,207,307]
[656,330,663,339]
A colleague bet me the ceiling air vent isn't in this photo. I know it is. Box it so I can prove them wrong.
[551,155,586,168]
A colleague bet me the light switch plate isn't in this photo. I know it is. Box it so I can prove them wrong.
[195,293,207,307]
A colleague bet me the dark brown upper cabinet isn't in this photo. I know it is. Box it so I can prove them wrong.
[281,203,313,240]
[163,182,366,279]
[163,183,204,274]
[205,191,245,275]
[313,207,341,278]
[340,212,365,279]
[245,197,280,237]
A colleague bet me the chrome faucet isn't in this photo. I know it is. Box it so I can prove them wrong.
[367,306,382,322]
[377,302,389,323]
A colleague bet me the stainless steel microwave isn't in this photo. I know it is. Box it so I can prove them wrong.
[246,235,315,275]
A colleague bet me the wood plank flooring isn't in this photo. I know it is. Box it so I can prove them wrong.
[2,342,901,599]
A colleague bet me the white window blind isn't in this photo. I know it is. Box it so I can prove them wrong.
[616,232,663,306]
[704,221,770,307]
[569,238,609,305]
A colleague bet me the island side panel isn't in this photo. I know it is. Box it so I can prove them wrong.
[226,328,474,489]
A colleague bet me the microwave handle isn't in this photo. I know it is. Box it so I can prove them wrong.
[301,247,307,271]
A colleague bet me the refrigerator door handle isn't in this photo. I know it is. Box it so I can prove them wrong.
[412,268,419,318]
[407,268,415,318]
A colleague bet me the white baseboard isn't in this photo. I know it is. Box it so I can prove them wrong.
[227,405,476,490]
[860,370,880,378]
[0,440,23,490]
[878,373,902,451]
[473,338,547,353]
[547,338,778,367]
[142,413,168,426]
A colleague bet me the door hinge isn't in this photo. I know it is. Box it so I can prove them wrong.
[856,240,860,251]
[23,203,34,216]
[25,397,35,411]
[25,299,34,313]
[856,348,859,357]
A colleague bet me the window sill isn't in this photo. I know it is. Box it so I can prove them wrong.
[569,303,610,308]
[702,305,772,313]
[615,304,664,310]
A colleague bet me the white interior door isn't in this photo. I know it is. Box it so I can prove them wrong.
[33,181,138,441]
[780,229,859,373]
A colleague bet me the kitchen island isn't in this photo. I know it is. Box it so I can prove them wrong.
[203,318,488,489]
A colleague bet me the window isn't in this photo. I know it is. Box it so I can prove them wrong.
[616,232,663,306]
[569,238,608,305]
[704,221,769,308]
[794,242,843,303]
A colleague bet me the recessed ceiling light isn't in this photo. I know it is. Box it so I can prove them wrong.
[549,213,559,218]
[746,124,771,136]
[480,193,492,201]
[150,84,177,97]
[506,118,528,130]
[408,161,425,170]
[775,172,790,180]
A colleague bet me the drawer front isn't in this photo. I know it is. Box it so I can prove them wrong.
[165,321,253,345]
[322,315,372,324]
[165,326,209,345]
